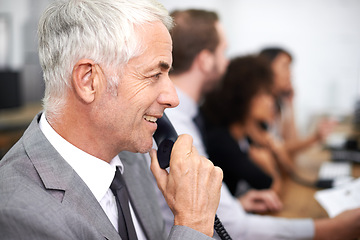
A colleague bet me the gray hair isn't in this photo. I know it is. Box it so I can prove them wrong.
[38,0,173,119]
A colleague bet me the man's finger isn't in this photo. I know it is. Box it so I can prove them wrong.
[150,149,168,192]
[261,191,282,211]
[170,134,194,164]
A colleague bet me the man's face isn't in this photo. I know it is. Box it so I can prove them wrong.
[95,21,178,154]
[204,22,229,93]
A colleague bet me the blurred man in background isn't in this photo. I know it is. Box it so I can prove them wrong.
[155,8,360,240]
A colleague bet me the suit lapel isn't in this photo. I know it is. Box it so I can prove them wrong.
[119,151,166,240]
[60,173,120,240]
[23,113,120,240]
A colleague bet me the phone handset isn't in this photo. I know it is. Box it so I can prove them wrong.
[153,113,178,169]
[257,120,269,131]
[153,113,232,240]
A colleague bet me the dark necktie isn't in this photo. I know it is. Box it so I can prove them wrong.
[193,110,207,145]
[110,168,138,240]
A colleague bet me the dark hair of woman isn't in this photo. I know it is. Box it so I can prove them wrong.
[202,55,274,128]
[259,47,293,64]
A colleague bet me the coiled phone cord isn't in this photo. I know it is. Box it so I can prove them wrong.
[214,214,232,240]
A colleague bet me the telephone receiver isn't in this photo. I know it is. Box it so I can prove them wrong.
[153,113,232,240]
[257,120,269,132]
[153,113,178,169]
[275,90,293,110]
[279,89,293,98]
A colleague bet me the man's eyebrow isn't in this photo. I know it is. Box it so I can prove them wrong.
[144,61,172,73]
[159,61,171,71]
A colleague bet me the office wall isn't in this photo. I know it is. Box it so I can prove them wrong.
[160,0,360,134]
[0,0,50,103]
[1,0,360,134]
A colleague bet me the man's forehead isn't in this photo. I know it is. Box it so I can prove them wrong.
[126,21,172,71]
[135,20,171,41]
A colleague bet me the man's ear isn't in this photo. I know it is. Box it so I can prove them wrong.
[197,49,215,74]
[72,59,104,104]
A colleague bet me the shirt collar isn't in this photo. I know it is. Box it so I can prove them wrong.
[174,87,199,119]
[39,113,124,202]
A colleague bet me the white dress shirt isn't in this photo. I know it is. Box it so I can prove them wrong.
[39,113,146,240]
[162,88,315,240]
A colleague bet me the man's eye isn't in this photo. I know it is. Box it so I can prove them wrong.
[152,73,161,80]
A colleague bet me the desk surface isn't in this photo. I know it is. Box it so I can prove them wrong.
[271,143,360,219]
[0,103,42,157]
[0,102,42,131]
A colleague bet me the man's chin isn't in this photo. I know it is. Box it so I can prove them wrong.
[134,141,153,154]
[137,147,152,154]
[124,148,151,155]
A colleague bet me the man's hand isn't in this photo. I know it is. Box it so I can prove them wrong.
[238,189,283,213]
[314,208,360,240]
[315,118,337,142]
[150,134,223,237]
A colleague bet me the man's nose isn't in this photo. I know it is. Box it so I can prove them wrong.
[158,75,179,109]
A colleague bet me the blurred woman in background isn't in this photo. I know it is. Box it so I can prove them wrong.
[259,47,335,158]
[202,55,286,213]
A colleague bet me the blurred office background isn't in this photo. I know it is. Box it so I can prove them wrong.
[1,0,360,135]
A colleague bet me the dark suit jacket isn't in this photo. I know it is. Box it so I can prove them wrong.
[0,112,212,240]
[206,127,273,196]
